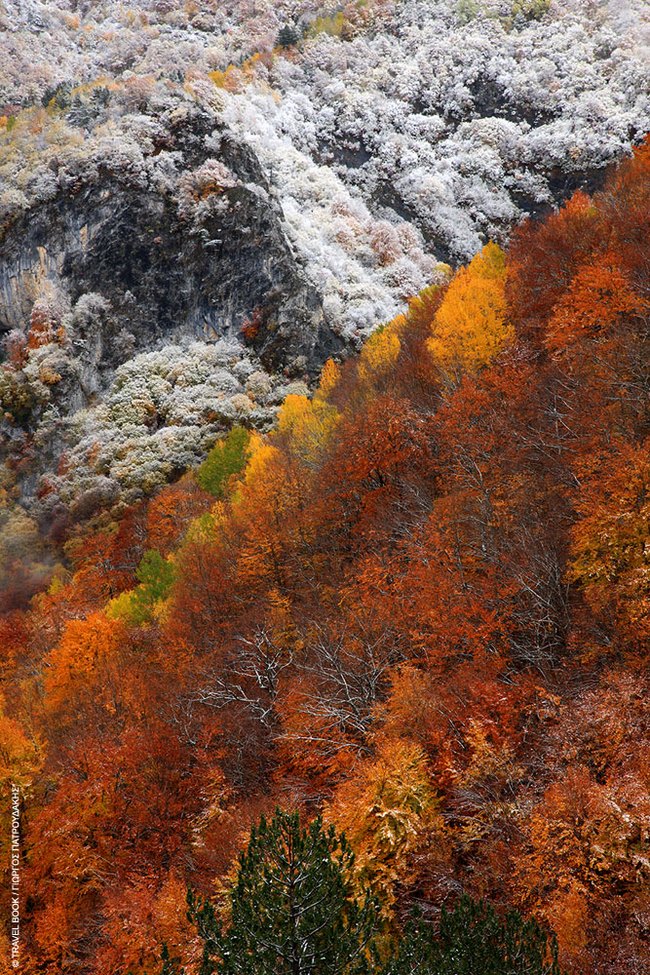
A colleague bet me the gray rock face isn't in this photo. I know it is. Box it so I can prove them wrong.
[0,106,343,381]
[0,95,348,527]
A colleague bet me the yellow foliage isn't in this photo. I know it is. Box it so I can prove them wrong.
[230,435,310,589]
[181,506,222,545]
[460,719,521,787]
[276,394,339,464]
[46,565,69,596]
[105,589,138,623]
[427,242,511,381]
[210,53,266,93]
[325,739,439,916]
[209,65,244,92]
[306,11,349,39]
[243,437,283,486]
[0,695,41,789]
[316,358,341,399]
[358,320,403,384]
[43,613,126,713]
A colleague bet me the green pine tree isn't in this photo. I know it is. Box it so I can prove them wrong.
[276,23,300,48]
[384,895,562,975]
[187,808,380,975]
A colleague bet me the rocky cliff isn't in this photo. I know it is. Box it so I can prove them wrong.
[0,99,341,379]
[0,0,648,540]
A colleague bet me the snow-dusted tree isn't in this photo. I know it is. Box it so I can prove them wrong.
[185,809,379,975]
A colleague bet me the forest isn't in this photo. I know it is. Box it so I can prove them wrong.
[0,137,648,973]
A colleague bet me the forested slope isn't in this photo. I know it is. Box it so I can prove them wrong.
[0,141,648,974]
[1,0,648,583]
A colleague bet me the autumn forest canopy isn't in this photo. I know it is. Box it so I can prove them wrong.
[0,134,648,973]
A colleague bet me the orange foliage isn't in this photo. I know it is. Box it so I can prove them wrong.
[546,251,647,352]
[569,439,650,655]
[146,474,212,555]
[2,141,649,975]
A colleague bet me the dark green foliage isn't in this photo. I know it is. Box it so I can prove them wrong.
[67,87,111,129]
[384,896,561,975]
[276,23,301,48]
[196,426,250,499]
[162,813,562,975]
[42,81,73,109]
[160,943,183,975]
[187,808,379,975]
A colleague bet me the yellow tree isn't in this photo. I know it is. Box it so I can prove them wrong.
[427,242,511,383]
[357,319,403,386]
[228,435,310,594]
[324,739,440,919]
[276,393,340,467]
[42,613,130,737]
[317,358,342,399]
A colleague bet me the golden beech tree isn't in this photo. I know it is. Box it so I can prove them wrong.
[318,357,342,399]
[0,697,41,789]
[228,436,315,596]
[357,319,403,386]
[325,738,440,918]
[275,392,340,466]
[41,612,131,746]
[427,242,512,382]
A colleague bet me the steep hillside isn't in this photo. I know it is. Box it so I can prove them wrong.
[0,0,648,535]
[0,6,648,971]
[0,141,648,975]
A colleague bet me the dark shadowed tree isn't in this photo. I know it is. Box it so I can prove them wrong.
[384,896,561,975]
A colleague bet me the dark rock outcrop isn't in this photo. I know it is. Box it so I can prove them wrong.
[0,105,343,382]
